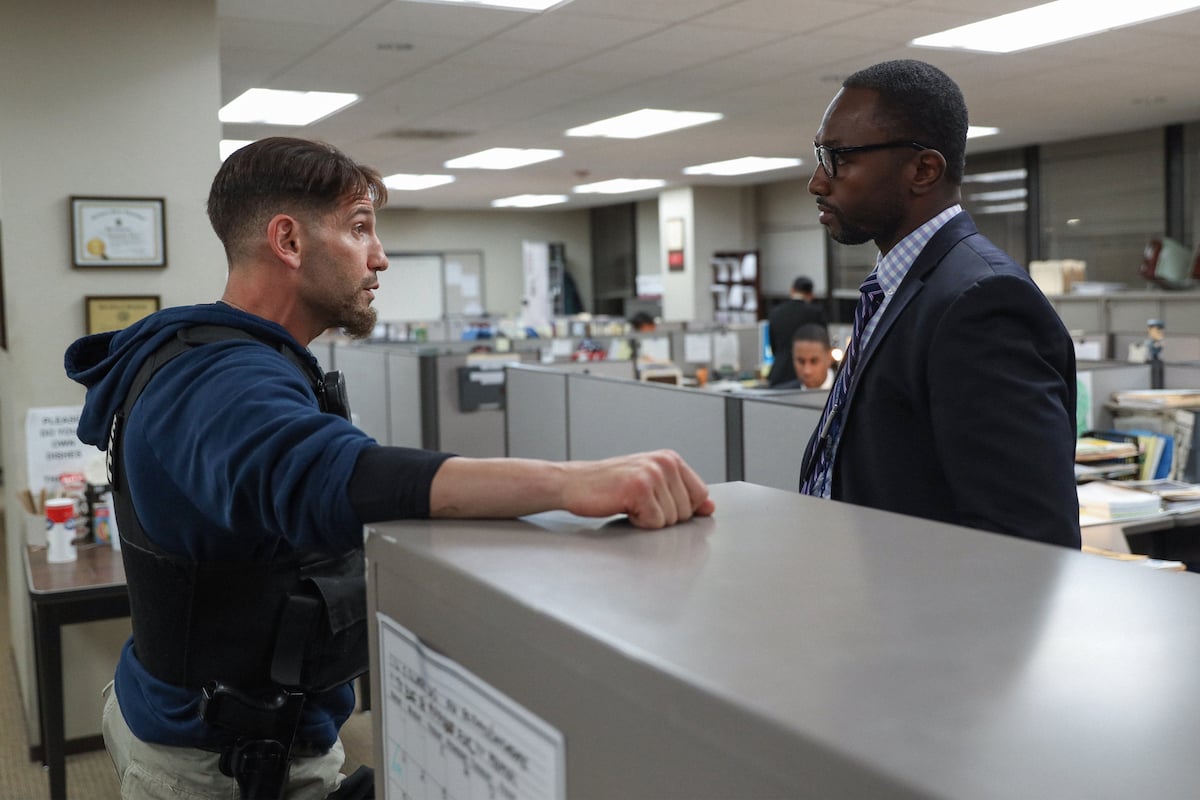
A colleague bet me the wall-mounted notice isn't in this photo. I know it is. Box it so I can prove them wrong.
[379,614,565,800]
[25,406,103,496]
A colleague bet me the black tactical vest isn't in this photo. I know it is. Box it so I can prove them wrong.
[108,325,367,693]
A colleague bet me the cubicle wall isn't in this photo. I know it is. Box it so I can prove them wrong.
[566,374,731,484]
[505,368,569,462]
[384,350,427,448]
[327,340,636,458]
[1077,360,1154,431]
[740,392,828,491]
[332,344,395,444]
[1165,363,1200,389]
[329,341,534,457]
[506,365,828,490]
[1051,291,1200,360]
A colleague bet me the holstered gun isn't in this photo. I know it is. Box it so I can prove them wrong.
[200,682,306,800]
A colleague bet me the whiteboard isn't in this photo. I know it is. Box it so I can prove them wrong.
[375,251,486,321]
[443,251,484,316]
[376,253,443,321]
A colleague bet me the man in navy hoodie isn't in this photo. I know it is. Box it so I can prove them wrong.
[65,137,714,800]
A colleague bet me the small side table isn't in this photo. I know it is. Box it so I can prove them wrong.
[24,543,129,800]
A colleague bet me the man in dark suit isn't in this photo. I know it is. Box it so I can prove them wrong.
[767,276,827,386]
[798,59,1079,549]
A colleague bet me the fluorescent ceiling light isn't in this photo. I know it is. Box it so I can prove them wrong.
[573,178,666,194]
[492,194,569,208]
[219,139,255,161]
[401,0,569,10]
[444,148,563,170]
[382,173,456,191]
[219,88,359,126]
[566,109,723,139]
[910,0,1200,54]
[962,168,1028,184]
[967,126,1000,139]
[683,156,803,176]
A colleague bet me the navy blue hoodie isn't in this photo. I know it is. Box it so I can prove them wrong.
[65,302,447,750]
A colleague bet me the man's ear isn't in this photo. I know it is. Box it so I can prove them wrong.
[910,149,947,196]
[266,214,302,269]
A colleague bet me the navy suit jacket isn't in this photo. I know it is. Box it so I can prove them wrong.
[800,212,1080,548]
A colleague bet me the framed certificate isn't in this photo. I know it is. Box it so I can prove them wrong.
[71,196,167,268]
[85,295,161,335]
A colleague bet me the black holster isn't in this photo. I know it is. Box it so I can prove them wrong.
[200,682,306,800]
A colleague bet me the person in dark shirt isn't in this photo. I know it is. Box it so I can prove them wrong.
[767,276,828,386]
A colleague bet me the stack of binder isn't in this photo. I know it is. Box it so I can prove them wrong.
[1075,431,1140,481]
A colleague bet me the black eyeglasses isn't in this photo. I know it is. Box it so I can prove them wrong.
[813,140,929,178]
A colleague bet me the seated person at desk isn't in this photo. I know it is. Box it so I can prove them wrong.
[773,324,835,390]
[629,311,657,333]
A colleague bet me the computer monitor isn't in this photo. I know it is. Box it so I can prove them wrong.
[759,319,774,368]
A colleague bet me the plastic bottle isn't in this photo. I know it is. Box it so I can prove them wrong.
[45,498,78,564]
[102,491,121,552]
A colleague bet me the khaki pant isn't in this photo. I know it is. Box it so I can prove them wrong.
[102,681,344,800]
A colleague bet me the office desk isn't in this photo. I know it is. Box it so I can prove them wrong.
[24,543,128,800]
[1082,508,1200,564]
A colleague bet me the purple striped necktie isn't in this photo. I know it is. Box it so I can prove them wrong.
[800,271,885,496]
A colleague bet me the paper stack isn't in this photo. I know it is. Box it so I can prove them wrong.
[1077,481,1162,523]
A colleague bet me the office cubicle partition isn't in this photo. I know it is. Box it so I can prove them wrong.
[505,366,569,462]
[567,374,731,484]
[1077,360,1153,431]
[739,391,828,491]
[1165,362,1200,389]
[1051,291,1200,362]
[330,343,394,444]
[329,340,540,457]
[506,365,835,490]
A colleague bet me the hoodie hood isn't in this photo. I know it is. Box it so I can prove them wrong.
[65,303,310,449]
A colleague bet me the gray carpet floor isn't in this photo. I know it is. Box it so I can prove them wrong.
[1,501,375,799]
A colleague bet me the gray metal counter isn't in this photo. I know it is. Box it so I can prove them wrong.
[366,481,1200,799]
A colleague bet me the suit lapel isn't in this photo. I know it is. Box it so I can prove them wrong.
[847,212,978,396]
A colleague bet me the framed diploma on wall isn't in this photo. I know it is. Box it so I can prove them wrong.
[85,295,161,335]
[71,196,167,268]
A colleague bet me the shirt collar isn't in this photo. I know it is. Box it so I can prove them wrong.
[872,204,963,295]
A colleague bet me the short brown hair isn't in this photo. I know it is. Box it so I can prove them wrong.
[207,137,387,261]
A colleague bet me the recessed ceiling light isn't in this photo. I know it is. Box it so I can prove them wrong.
[911,0,1200,54]
[218,88,359,126]
[566,109,723,139]
[967,126,1000,139]
[219,139,256,161]
[683,156,802,176]
[444,148,563,170]
[383,173,456,191]
[492,194,569,208]
[400,0,571,11]
[573,178,666,194]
